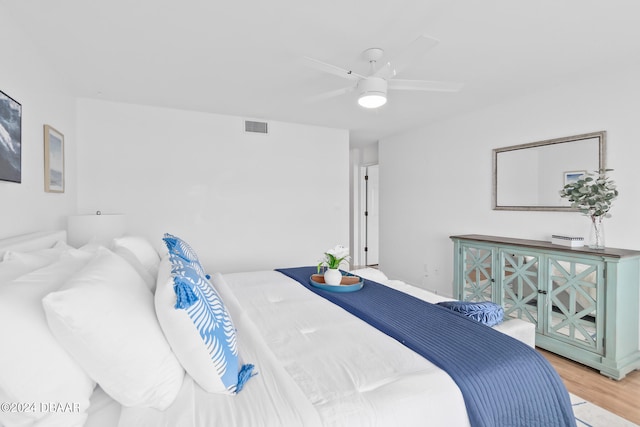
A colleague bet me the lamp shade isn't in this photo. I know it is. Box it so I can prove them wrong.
[67,213,126,248]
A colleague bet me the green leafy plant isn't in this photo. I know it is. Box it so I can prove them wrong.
[559,169,619,218]
[317,245,351,273]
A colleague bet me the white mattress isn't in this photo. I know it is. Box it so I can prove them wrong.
[119,270,471,427]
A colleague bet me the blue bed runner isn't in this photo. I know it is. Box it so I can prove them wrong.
[276,266,576,427]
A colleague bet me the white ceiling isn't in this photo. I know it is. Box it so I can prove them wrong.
[3,0,640,146]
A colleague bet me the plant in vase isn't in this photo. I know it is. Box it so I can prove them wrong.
[317,245,351,285]
[559,169,618,249]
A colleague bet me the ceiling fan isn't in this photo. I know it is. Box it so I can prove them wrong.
[303,34,463,109]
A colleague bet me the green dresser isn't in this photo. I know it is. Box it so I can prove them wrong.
[451,234,640,380]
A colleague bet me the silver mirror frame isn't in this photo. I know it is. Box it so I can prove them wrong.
[492,131,606,211]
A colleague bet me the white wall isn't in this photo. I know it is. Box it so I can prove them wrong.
[380,65,640,296]
[76,99,349,273]
[0,9,77,238]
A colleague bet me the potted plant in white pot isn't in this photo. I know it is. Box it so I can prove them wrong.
[317,245,351,285]
[559,169,618,249]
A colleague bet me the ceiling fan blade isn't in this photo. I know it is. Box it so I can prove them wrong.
[302,57,364,81]
[374,34,440,79]
[388,79,463,92]
[305,86,356,103]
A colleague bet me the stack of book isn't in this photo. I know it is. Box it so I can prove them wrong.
[551,235,585,248]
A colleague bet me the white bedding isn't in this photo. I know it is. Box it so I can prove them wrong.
[120,270,470,427]
[0,231,534,427]
[120,269,322,427]
[84,387,121,427]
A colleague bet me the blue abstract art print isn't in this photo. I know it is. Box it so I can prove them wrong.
[0,90,22,183]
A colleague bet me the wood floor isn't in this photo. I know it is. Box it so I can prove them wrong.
[539,348,640,425]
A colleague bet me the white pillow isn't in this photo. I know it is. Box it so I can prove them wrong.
[2,239,66,261]
[349,267,390,284]
[0,230,66,259]
[0,258,42,285]
[0,241,71,284]
[0,252,95,427]
[42,248,184,409]
[111,236,161,290]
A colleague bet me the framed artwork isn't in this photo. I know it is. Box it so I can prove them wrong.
[44,125,65,193]
[0,90,22,183]
[563,170,586,186]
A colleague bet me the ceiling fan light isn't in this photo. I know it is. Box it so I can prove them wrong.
[357,77,388,109]
[358,93,387,108]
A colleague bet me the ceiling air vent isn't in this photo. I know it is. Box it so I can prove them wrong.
[244,120,268,134]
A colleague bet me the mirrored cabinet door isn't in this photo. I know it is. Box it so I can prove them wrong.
[499,250,542,327]
[546,256,604,354]
[460,244,494,302]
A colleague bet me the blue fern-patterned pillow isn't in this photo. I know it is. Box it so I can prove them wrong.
[163,233,201,263]
[160,234,254,394]
[173,270,240,390]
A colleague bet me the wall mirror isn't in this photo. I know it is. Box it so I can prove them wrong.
[493,131,606,211]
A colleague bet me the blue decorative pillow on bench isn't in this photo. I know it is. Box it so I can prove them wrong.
[437,301,504,327]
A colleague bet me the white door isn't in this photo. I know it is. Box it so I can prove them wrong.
[365,165,379,266]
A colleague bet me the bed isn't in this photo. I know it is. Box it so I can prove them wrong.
[0,230,574,427]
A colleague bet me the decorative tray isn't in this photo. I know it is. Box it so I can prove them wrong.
[309,273,363,293]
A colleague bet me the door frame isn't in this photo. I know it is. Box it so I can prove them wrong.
[353,163,378,267]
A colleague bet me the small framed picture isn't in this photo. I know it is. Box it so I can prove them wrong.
[44,124,64,193]
[563,170,585,186]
